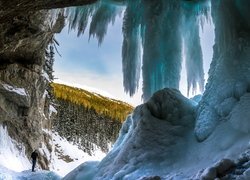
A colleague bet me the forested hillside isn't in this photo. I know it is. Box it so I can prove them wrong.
[51,83,133,122]
[51,83,134,154]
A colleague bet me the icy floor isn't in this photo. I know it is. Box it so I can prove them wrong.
[0,165,61,180]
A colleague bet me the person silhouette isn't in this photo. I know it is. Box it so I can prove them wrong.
[31,150,38,172]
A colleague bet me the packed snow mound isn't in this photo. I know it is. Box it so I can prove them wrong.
[94,88,195,179]
[65,88,196,179]
[66,88,250,179]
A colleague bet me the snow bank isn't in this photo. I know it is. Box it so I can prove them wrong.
[66,89,196,179]
[0,125,31,172]
[65,88,250,179]
[50,132,106,177]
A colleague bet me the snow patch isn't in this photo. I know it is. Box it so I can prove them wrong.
[50,132,106,177]
[2,84,27,96]
[49,105,57,117]
[53,79,116,100]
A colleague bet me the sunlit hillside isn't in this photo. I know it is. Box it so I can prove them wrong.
[51,83,134,122]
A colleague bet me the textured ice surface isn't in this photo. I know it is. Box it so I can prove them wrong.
[195,0,250,141]
[66,88,250,179]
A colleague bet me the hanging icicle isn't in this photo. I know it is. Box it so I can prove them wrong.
[62,0,210,101]
[122,0,142,96]
[89,2,122,45]
[182,12,204,96]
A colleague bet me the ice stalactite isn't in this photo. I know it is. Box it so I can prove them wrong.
[142,0,182,101]
[122,0,142,96]
[182,6,204,97]
[89,3,122,45]
[66,5,96,36]
[195,0,250,141]
[63,0,209,101]
[65,1,122,43]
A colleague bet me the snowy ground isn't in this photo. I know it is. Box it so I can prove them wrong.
[0,165,61,180]
[0,126,31,172]
[0,124,106,179]
[50,132,106,177]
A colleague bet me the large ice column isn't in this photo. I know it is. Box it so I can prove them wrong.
[195,0,250,141]
[182,10,204,96]
[122,0,142,96]
[142,0,183,101]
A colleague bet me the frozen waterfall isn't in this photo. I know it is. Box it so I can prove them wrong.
[60,0,210,100]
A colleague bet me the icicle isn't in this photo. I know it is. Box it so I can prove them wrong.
[89,3,121,45]
[182,13,204,97]
[142,0,182,101]
[122,0,142,96]
[65,5,96,36]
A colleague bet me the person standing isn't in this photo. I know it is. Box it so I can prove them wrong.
[31,150,38,172]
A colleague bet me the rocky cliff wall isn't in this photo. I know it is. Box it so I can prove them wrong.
[0,7,62,169]
[0,63,52,169]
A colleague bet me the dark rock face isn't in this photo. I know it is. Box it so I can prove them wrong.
[54,99,122,154]
[0,0,97,23]
[0,2,61,171]
[0,0,98,171]
[0,63,51,169]
[0,11,54,66]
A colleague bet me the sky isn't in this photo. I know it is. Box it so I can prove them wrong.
[53,15,214,106]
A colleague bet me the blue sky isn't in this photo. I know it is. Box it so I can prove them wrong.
[54,16,143,106]
[54,16,214,106]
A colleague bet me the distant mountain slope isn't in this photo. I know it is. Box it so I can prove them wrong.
[51,83,133,122]
[51,83,134,154]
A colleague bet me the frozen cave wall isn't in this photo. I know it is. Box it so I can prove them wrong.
[195,0,250,141]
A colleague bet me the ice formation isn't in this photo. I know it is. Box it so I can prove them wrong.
[195,0,250,141]
[52,0,250,178]
[63,89,250,179]
[62,0,210,100]
[182,2,206,96]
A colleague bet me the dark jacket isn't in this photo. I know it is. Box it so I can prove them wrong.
[31,151,38,160]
